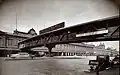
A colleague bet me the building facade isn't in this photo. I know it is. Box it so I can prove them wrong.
[0,28,37,57]
[31,43,115,56]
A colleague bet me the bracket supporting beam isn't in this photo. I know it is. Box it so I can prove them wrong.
[45,44,56,57]
[110,26,120,36]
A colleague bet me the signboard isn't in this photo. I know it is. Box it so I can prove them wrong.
[76,30,108,37]
[89,60,99,65]
[39,22,65,34]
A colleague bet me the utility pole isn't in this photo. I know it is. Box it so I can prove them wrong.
[16,11,18,31]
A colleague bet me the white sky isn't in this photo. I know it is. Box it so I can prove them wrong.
[86,41,119,51]
[0,0,119,51]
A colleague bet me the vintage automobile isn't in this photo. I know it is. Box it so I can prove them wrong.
[112,55,119,66]
[11,52,31,59]
[88,55,111,71]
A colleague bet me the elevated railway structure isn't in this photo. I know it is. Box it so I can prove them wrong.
[18,16,120,56]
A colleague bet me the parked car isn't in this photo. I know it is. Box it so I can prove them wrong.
[112,55,119,65]
[11,52,31,59]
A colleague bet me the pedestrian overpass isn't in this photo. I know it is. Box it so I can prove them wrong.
[18,16,120,56]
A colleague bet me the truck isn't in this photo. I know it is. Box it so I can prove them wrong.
[88,55,111,72]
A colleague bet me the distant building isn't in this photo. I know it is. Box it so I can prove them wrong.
[106,47,118,56]
[13,28,37,37]
[31,43,112,56]
[95,43,105,49]
[0,28,37,57]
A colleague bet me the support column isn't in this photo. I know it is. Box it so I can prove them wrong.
[45,44,55,57]
[70,53,71,56]
[48,47,52,57]
[66,52,67,56]
[68,52,69,56]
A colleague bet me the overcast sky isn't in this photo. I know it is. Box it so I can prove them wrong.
[0,0,119,51]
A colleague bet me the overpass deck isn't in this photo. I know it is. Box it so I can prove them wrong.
[19,16,119,44]
[18,16,119,56]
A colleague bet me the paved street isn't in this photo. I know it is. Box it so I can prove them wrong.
[0,57,119,75]
[1,57,89,75]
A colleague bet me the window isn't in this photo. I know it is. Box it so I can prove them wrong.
[8,39,13,46]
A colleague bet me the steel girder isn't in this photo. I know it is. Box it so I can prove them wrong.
[18,16,120,50]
